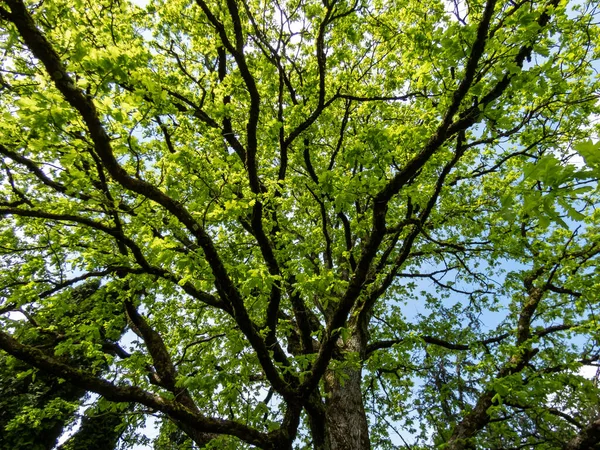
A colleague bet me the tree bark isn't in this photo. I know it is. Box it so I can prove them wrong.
[322,333,371,450]
[564,417,600,450]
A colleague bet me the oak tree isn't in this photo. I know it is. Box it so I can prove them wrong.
[1,0,600,448]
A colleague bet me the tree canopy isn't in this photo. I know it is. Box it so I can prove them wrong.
[1,0,600,448]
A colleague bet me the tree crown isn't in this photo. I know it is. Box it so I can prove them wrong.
[1,0,600,448]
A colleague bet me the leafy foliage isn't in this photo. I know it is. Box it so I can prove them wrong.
[0,0,600,448]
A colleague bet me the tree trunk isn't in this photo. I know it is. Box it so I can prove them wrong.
[323,333,371,450]
[564,417,600,450]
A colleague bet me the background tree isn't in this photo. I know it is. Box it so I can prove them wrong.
[0,0,599,448]
[0,281,132,449]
